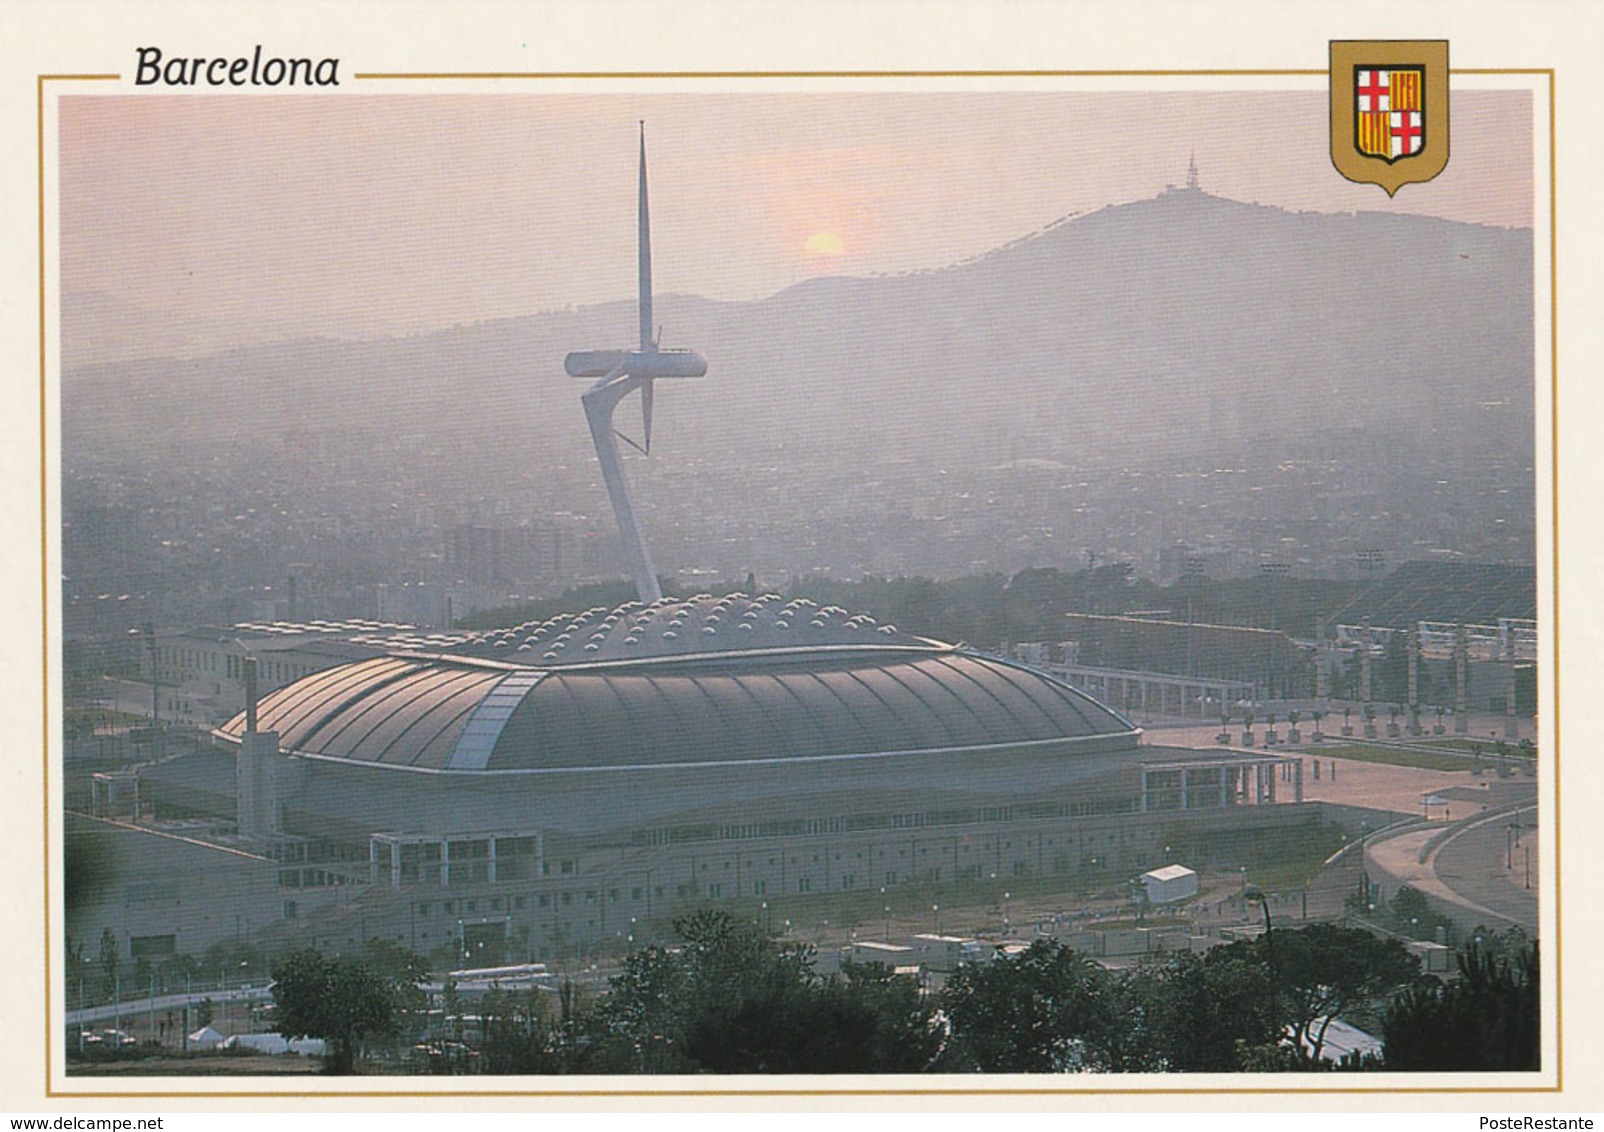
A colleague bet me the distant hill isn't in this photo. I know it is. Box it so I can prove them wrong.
[63,186,1533,475]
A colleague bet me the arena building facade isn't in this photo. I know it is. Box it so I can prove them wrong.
[73,591,1304,964]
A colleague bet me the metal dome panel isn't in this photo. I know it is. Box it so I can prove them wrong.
[219,617,1138,774]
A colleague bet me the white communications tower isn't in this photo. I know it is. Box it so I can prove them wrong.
[564,125,708,602]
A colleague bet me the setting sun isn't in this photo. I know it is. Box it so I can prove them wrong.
[803,231,846,256]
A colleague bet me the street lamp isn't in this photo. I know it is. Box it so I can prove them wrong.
[1355,820,1378,915]
[1003,891,1011,936]
[933,903,941,935]
[1243,884,1273,956]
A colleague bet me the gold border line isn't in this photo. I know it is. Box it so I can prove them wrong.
[42,1082,1560,1099]
[40,67,1560,1099]
[1547,67,1562,1092]
[351,66,1531,80]
[36,72,47,1103]
[354,68,1328,80]
[39,70,120,1098]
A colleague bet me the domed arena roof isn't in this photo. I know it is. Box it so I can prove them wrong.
[217,594,1138,773]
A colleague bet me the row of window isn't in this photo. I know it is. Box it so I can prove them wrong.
[154,647,313,686]
[637,797,1136,849]
[414,885,667,917]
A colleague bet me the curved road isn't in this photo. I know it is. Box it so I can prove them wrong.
[1433,806,1538,930]
[1364,806,1538,934]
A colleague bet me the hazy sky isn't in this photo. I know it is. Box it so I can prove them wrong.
[59,89,1532,349]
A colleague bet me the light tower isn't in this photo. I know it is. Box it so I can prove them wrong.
[564,124,707,602]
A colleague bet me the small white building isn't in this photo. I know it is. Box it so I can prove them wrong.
[846,940,916,967]
[1139,864,1199,905]
[909,934,992,972]
[1407,940,1453,974]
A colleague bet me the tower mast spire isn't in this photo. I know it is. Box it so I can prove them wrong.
[563,125,709,603]
[638,121,654,354]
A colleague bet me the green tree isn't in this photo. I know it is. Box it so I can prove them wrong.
[939,939,1136,1072]
[587,909,939,1074]
[1389,885,1452,941]
[1382,940,1539,1071]
[1126,950,1278,1072]
[1373,632,1404,703]
[441,976,464,1042]
[824,961,944,1073]
[362,939,429,1007]
[162,952,202,985]
[271,947,418,1074]
[474,987,562,1074]
[203,938,264,983]
[596,908,820,1073]
[98,927,119,1000]
[590,934,695,1072]
[1215,923,1420,1064]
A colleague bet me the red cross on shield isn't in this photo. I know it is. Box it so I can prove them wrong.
[1330,41,1449,196]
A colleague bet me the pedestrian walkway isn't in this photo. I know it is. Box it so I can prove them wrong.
[1363,804,1538,933]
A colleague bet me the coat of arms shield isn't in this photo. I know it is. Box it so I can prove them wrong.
[1330,40,1449,196]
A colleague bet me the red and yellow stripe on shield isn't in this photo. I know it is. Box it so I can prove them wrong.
[1391,71,1421,114]
[1358,110,1389,156]
[1356,70,1423,158]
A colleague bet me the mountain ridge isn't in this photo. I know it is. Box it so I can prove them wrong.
[64,186,1534,477]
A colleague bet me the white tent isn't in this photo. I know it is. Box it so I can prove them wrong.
[186,1025,227,1049]
[225,1032,326,1056]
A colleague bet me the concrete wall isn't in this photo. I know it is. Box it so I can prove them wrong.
[64,813,344,964]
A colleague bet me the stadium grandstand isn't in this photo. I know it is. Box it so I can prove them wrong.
[1323,561,1535,631]
[1059,612,1314,701]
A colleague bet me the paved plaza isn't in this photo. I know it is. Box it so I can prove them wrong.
[1144,714,1541,934]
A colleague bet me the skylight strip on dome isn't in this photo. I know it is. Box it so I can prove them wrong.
[446,669,546,770]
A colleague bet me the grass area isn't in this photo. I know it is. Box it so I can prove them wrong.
[1315,743,1486,773]
[628,827,1349,951]
[1239,850,1342,893]
[712,870,1107,940]
[67,1053,320,1075]
[1422,736,1536,757]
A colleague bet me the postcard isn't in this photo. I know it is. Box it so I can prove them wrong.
[2,0,1600,1117]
